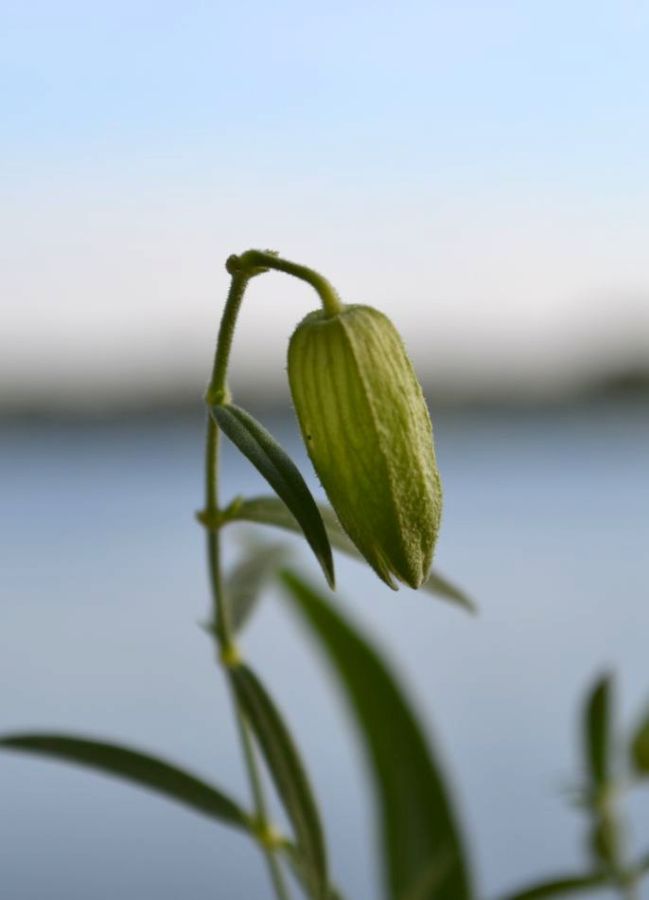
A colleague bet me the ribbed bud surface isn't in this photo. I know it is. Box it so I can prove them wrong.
[287,305,442,589]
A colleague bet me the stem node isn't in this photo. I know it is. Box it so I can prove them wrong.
[219,641,242,669]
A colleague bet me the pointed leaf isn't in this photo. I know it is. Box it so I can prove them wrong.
[421,571,476,613]
[584,674,613,792]
[630,704,649,776]
[279,569,472,900]
[229,494,354,553]
[229,663,328,899]
[226,542,289,633]
[211,405,334,589]
[229,495,474,613]
[0,733,249,830]
[499,872,609,899]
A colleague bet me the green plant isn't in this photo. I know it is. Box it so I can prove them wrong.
[2,251,648,899]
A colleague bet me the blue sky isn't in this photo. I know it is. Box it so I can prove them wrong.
[3,1,649,405]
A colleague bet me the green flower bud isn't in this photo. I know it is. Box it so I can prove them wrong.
[287,304,442,589]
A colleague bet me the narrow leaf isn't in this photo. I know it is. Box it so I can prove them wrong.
[584,674,613,792]
[229,495,474,613]
[0,733,249,830]
[499,872,609,899]
[229,663,328,899]
[226,542,289,633]
[229,494,355,554]
[211,405,334,589]
[630,704,649,775]
[279,569,472,900]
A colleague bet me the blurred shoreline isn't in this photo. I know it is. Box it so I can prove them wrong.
[2,366,647,424]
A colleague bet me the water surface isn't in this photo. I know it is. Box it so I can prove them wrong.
[1,402,647,899]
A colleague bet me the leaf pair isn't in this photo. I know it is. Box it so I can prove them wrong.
[499,674,649,900]
[1,568,472,900]
[0,723,333,898]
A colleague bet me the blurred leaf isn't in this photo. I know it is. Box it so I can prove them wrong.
[229,663,329,899]
[587,817,618,868]
[211,406,334,589]
[279,569,472,900]
[584,674,613,792]
[630,704,649,776]
[225,542,289,633]
[0,733,249,830]
[421,571,476,614]
[499,872,609,899]
[280,841,345,900]
[398,849,454,900]
[230,495,475,613]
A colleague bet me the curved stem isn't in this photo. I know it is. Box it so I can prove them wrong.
[206,249,344,407]
[206,270,251,408]
[204,267,292,900]
[233,249,344,318]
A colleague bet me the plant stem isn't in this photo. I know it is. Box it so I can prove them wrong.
[231,249,343,318]
[206,269,250,408]
[204,268,292,900]
[595,790,639,900]
[206,250,343,407]
[205,249,343,894]
[234,705,292,900]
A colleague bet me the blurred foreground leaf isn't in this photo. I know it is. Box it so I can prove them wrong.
[583,674,613,793]
[499,872,609,899]
[211,406,334,589]
[229,663,329,899]
[279,569,472,900]
[280,841,345,900]
[230,495,475,613]
[225,542,289,633]
[630,703,649,776]
[0,734,249,829]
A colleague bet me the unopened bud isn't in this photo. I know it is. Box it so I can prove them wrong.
[288,305,442,589]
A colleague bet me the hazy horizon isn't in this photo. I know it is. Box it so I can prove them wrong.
[3,2,649,412]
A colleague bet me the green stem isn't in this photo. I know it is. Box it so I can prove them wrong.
[266,853,293,900]
[231,249,343,318]
[206,249,343,407]
[206,270,251,409]
[234,702,269,827]
[594,790,638,900]
[204,266,292,900]
[234,704,292,900]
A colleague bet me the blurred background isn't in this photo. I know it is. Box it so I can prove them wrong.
[1,2,648,898]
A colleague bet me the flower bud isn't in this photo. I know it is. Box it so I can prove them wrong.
[287,304,442,589]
